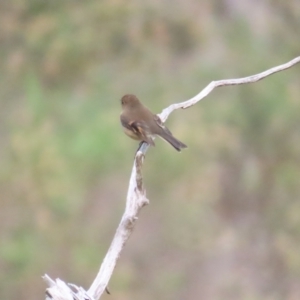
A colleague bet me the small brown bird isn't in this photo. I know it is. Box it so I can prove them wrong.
[120,94,187,151]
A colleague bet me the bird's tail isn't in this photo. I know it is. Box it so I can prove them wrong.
[159,130,187,152]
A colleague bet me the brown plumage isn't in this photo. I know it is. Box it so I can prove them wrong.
[120,94,187,151]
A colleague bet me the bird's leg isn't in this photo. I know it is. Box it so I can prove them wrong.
[136,141,144,154]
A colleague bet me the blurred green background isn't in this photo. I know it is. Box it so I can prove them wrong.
[1,1,300,299]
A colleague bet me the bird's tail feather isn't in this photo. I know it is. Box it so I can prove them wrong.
[159,131,187,152]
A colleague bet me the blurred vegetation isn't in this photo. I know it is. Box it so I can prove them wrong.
[0,1,300,299]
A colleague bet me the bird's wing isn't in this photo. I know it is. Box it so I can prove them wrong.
[120,114,155,146]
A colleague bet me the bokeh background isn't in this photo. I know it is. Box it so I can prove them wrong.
[1,1,300,299]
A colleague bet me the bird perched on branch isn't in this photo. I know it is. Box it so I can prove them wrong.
[120,94,187,151]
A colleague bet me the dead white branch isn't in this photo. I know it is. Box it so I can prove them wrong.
[43,56,300,300]
[87,148,149,299]
[43,147,149,300]
[159,56,300,122]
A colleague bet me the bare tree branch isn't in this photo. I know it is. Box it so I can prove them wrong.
[43,56,300,300]
[87,148,149,299]
[159,56,300,122]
